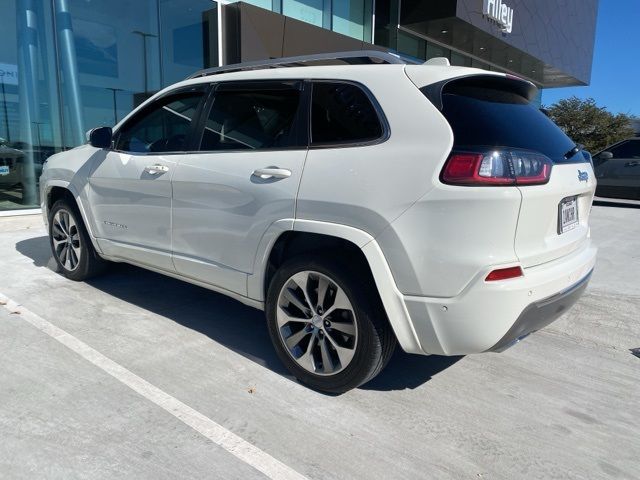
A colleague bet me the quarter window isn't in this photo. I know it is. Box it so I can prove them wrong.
[311,82,383,145]
[608,140,640,159]
[115,92,204,153]
[199,85,302,150]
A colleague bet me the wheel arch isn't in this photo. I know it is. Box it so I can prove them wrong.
[44,182,103,254]
[248,219,424,354]
[263,230,374,302]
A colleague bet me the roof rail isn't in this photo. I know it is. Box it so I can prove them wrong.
[187,50,409,79]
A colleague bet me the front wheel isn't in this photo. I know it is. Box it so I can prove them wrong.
[49,199,106,281]
[266,255,396,393]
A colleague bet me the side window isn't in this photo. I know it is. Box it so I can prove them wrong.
[199,85,302,151]
[311,82,384,145]
[609,140,640,159]
[115,92,204,153]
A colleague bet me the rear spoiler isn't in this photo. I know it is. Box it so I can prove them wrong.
[421,74,538,110]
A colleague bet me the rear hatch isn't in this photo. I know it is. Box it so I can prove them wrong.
[421,73,595,268]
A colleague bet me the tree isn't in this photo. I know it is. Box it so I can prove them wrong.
[544,97,634,153]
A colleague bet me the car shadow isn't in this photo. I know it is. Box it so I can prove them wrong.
[15,235,460,393]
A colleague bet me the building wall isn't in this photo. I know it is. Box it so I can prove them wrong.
[0,0,595,212]
[0,0,225,211]
[455,0,599,86]
[0,0,375,212]
[392,0,599,87]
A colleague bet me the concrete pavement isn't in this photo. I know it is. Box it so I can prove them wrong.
[0,203,638,479]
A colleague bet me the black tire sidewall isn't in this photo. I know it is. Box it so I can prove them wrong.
[266,254,392,393]
[48,199,100,281]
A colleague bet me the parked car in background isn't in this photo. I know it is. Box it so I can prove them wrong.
[0,138,25,189]
[39,52,597,393]
[594,137,640,200]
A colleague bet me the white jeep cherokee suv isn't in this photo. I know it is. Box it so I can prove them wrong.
[40,52,597,393]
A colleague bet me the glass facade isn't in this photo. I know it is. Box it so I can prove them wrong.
[1,0,553,213]
[0,0,219,211]
[0,0,373,212]
[242,0,372,41]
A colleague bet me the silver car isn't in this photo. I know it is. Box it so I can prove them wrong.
[0,142,24,189]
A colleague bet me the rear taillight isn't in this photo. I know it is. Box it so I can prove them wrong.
[442,149,552,186]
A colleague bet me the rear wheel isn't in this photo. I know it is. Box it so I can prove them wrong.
[49,199,106,281]
[266,255,395,393]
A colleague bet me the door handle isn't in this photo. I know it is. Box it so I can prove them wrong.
[624,161,640,167]
[144,164,169,175]
[252,167,292,179]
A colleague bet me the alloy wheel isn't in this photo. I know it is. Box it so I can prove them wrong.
[52,209,81,271]
[276,271,358,376]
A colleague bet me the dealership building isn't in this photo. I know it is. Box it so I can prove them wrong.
[0,0,598,213]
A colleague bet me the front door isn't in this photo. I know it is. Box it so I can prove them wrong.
[89,87,207,270]
[171,80,308,295]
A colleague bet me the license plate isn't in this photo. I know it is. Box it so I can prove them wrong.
[0,165,10,176]
[558,196,579,234]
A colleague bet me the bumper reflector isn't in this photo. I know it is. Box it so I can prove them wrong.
[485,266,524,281]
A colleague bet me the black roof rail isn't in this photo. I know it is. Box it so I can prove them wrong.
[187,50,410,79]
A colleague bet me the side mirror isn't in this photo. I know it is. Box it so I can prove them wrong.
[597,151,613,160]
[88,127,113,149]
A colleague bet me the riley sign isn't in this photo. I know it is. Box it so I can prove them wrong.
[482,0,514,34]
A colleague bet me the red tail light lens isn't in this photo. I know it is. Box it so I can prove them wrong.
[442,149,552,186]
[485,266,524,281]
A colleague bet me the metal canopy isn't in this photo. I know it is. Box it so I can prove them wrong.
[187,50,412,79]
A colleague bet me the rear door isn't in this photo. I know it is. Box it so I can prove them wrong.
[171,80,308,295]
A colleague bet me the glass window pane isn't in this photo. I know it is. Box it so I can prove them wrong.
[283,0,323,27]
[397,31,424,59]
[200,86,302,151]
[332,0,365,40]
[159,0,219,86]
[0,0,59,210]
[609,140,640,158]
[426,42,450,60]
[57,0,162,151]
[116,92,204,153]
[242,0,273,10]
[311,82,383,145]
[451,52,472,67]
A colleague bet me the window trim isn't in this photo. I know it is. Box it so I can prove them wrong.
[307,79,390,149]
[193,79,310,153]
[111,84,211,155]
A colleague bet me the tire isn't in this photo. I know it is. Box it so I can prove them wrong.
[48,198,106,281]
[266,254,396,393]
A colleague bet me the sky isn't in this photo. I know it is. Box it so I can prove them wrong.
[541,0,640,117]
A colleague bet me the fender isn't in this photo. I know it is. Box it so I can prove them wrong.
[247,218,425,354]
[42,179,104,255]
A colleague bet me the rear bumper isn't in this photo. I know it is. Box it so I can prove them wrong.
[486,268,592,352]
[401,240,597,355]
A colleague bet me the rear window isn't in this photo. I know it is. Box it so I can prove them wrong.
[435,81,580,163]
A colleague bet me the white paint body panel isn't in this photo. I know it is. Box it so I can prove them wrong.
[514,163,596,267]
[88,151,178,271]
[171,149,307,295]
[40,63,598,357]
